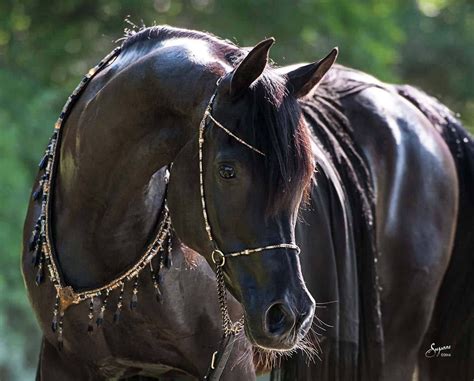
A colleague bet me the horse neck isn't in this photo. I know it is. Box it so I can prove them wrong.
[53,48,222,288]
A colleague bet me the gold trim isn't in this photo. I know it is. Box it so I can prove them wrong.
[33,47,173,311]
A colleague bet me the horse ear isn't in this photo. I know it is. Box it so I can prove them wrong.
[229,38,275,98]
[287,47,338,98]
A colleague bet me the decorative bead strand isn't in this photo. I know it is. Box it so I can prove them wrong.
[35,254,44,285]
[29,222,40,252]
[164,228,172,269]
[38,152,49,170]
[51,295,60,333]
[130,276,139,310]
[155,245,165,289]
[113,282,125,323]
[150,261,162,303]
[87,297,95,333]
[31,232,42,267]
[57,310,64,351]
[96,290,109,327]
[32,180,43,201]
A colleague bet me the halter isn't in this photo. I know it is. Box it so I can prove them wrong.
[198,79,300,380]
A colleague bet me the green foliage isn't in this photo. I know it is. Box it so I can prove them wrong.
[0,0,472,379]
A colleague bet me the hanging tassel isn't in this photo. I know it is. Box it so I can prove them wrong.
[87,297,95,333]
[35,257,44,285]
[58,329,63,351]
[29,225,40,251]
[32,238,43,266]
[51,295,60,332]
[164,230,173,269]
[96,308,104,327]
[96,290,109,327]
[57,311,64,351]
[130,276,139,310]
[150,262,163,303]
[32,187,43,201]
[38,153,49,170]
[114,282,124,323]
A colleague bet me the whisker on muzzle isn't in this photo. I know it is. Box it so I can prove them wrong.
[251,299,337,371]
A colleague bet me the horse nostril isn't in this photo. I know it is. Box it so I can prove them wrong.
[265,302,295,337]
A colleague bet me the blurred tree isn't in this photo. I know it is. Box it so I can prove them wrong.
[0,0,472,379]
[399,0,474,123]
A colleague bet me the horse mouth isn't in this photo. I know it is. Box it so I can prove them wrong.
[244,320,299,352]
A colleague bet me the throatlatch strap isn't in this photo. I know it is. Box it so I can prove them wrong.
[203,334,236,381]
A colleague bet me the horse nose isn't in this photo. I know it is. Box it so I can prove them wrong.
[264,302,296,337]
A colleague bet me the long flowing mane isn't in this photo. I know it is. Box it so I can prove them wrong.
[121,25,315,215]
[270,66,385,379]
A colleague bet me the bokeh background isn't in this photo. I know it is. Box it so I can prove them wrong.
[1,0,472,379]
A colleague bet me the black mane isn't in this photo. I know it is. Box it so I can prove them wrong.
[246,71,314,215]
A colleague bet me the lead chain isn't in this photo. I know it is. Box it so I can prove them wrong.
[215,263,244,337]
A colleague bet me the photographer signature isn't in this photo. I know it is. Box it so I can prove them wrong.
[425,343,452,358]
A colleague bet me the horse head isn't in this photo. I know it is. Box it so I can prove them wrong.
[169,38,337,351]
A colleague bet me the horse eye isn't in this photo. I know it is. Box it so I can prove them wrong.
[219,164,236,179]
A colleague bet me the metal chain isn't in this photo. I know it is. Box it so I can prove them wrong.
[214,259,244,337]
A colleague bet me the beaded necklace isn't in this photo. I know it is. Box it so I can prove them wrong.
[28,47,173,348]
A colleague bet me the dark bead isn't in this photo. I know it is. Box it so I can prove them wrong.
[130,294,138,310]
[51,319,58,333]
[35,267,44,285]
[164,254,172,269]
[38,154,49,170]
[32,188,43,201]
[32,246,42,266]
[57,337,63,351]
[29,236,38,251]
[87,323,94,333]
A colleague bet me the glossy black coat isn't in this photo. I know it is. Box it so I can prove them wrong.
[22,26,473,380]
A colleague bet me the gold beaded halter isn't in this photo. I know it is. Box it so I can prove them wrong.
[29,47,300,379]
[198,78,300,379]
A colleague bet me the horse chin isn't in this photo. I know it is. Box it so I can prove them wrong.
[247,325,320,372]
[244,322,299,352]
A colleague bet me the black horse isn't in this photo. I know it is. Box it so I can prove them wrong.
[22,26,473,381]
